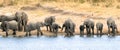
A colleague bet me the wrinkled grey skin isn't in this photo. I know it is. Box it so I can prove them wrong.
[83,19,94,36]
[44,16,55,32]
[79,24,85,37]
[107,17,118,36]
[25,22,44,37]
[61,19,75,36]
[96,22,103,36]
[51,23,61,36]
[1,20,19,37]
[15,11,28,31]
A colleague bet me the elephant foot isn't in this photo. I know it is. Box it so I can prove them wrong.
[41,33,43,36]
[25,33,28,37]
[6,34,8,37]
[80,34,84,37]
[13,33,16,35]
[29,34,31,36]
[37,33,39,37]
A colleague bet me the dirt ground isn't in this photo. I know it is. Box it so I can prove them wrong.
[0,2,120,37]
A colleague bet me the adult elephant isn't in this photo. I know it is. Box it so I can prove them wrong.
[1,20,20,37]
[0,14,16,31]
[0,14,16,22]
[83,18,94,36]
[61,19,75,36]
[25,22,44,37]
[107,17,118,36]
[15,11,28,31]
[44,16,55,32]
[96,22,103,36]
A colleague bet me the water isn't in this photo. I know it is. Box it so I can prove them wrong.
[0,35,120,50]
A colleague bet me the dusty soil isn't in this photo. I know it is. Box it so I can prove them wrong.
[0,2,120,37]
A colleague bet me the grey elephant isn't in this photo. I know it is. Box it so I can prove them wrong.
[44,16,55,32]
[25,22,44,37]
[15,11,28,31]
[0,14,16,31]
[0,14,16,22]
[1,20,20,37]
[83,19,94,36]
[51,22,61,36]
[79,24,85,37]
[107,17,118,36]
[96,22,103,36]
[61,19,75,36]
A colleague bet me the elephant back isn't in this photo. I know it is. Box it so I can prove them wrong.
[107,17,115,26]
[96,22,103,30]
[7,20,18,30]
[44,16,55,25]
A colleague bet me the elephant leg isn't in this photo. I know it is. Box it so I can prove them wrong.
[37,30,39,37]
[23,20,27,32]
[26,32,28,37]
[29,31,31,36]
[89,27,91,35]
[49,25,52,32]
[6,30,8,37]
[92,27,94,35]
[80,31,83,37]
[53,29,54,32]
[100,30,102,37]
[46,26,48,31]
[108,26,110,35]
[13,29,16,35]
[65,30,69,36]
[97,29,99,36]
[86,28,89,35]
[116,27,119,33]
[18,23,23,31]
[70,31,74,36]
[112,28,115,36]
[54,29,58,36]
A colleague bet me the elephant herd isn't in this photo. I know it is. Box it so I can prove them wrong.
[0,11,119,37]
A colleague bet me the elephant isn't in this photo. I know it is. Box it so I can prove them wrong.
[107,17,118,36]
[96,22,103,36]
[83,18,94,36]
[0,14,16,22]
[44,16,55,32]
[1,20,20,37]
[25,22,44,37]
[61,19,75,36]
[0,14,16,31]
[79,24,85,37]
[15,11,28,31]
[51,22,61,36]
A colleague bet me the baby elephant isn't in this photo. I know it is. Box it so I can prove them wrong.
[25,22,44,37]
[96,22,103,36]
[51,23,61,36]
[79,24,85,37]
[1,20,19,37]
